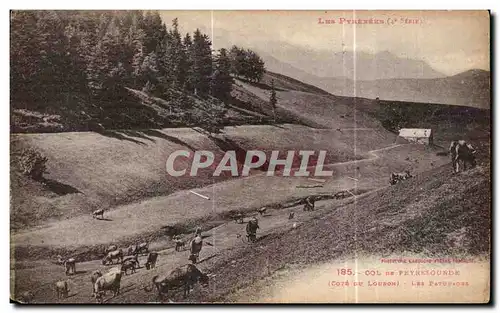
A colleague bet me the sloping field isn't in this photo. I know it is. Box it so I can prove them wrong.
[235,78,381,130]
[11,142,447,259]
[201,163,491,303]
[11,124,396,230]
[11,158,489,303]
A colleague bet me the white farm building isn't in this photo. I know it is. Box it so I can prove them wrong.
[398,128,433,145]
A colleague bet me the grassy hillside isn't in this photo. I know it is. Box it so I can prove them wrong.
[11,68,400,231]
[10,124,397,231]
[199,160,491,302]
[351,97,491,147]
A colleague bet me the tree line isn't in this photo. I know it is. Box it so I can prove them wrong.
[10,11,266,133]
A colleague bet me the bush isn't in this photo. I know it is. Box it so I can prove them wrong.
[18,148,48,180]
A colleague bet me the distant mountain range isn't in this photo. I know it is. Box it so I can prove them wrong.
[260,52,490,109]
[205,27,490,109]
[258,48,446,81]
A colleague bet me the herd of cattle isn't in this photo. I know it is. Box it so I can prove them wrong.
[20,191,340,304]
[18,238,213,304]
[18,139,479,304]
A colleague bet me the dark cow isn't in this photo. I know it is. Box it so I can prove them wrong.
[334,191,350,199]
[288,212,295,220]
[257,207,267,216]
[453,140,477,173]
[64,258,76,276]
[303,196,315,211]
[173,236,185,252]
[233,212,245,224]
[92,209,104,219]
[145,252,159,270]
[390,170,412,185]
[122,254,139,268]
[149,264,210,300]
[102,249,123,265]
[121,259,137,275]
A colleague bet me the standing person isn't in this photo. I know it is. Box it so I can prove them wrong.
[189,234,203,264]
[188,227,212,264]
[246,217,259,242]
[449,140,458,172]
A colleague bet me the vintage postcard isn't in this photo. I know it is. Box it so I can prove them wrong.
[10,10,491,304]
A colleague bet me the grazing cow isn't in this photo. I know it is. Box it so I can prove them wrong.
[19,291,35,303]
[145,252,159,270]
[122,254,139,268]
[454,140,477,173]
[130,242,149,255]
[102,249,123,265]
[55,280,69,299]
[121,259,137,275]
[334,191,350,199]
[94,271,122,303]
[194,227,202,237]
[233,212,244,224]
[173,236,185,252]
[288,212,295,220]
[246,217,259,242]
[55,255,65,265]
[149,264,210,300]
[127,245,136,256]
[257,207,267,216]
[105,245,118,254]
[390,170,412,185]
[92,209,104,219]
[303,196,315,211]
[64,258,76,276]
[90,270,103,297]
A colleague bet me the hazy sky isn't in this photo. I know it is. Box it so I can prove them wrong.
[159,10,490,76]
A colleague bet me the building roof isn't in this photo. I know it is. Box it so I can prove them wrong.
[398,128,432,138]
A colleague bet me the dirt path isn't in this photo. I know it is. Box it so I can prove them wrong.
[11,143,446,249]
[11,143,412,248]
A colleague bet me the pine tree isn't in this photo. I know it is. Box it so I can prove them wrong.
[245,49,265,82]
[183,33,194,92]
[164,18,187,90]
[188,29,212,97]
[191,97,227,136]
[229,45,245,78]
[11,11,42,101]
[211,48,233,101]
[270,79,277,122]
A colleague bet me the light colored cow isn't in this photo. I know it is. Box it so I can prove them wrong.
[94,271,122,303]
[55,280,69,299]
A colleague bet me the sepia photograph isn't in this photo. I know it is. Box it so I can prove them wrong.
[9,9,491,304]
